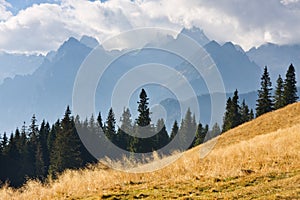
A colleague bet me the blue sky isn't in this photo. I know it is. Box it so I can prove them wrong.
[6,0,107,14]
[1,0,300,54]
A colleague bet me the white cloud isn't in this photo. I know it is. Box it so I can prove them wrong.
[0,0,12,20]
[0,0,300,54]
[281,0,300,5]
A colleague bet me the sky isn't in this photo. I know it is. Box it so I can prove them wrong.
[0,0,300,54]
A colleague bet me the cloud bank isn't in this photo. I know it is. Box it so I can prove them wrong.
[0,0,300,54]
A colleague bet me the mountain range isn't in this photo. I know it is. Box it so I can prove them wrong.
[0,27,299,133]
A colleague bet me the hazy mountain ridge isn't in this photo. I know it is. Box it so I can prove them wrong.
[0,37,93,133]
[0,28,299,133]
[246,43,300,80]
[0,52,44,84]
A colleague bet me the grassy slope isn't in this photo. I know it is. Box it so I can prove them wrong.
[1,103,300,199]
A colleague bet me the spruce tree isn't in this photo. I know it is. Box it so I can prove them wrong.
[222,97,233,132]
[223,90,246,132]
[6,133,21,186]
[283,64,298,105]
[105,108,116,142]
[256,66,273,117]
[88,114,96,134]
[154,119,169,150]
[240,99,250,123]
[47,120,59,155]
[1,132,8,151]
[192,123,206,147]
[136,89,151,127]
[170,120,179,140]
[19,123,32,184]
[178,108,196,150]
[231,90,241,127]
[134,89,153,153]
[49,106,82,177]
[28,115,39,178]
[97,112,104,130]
[36,120,50,179]
[129,122,139,153]
[274,75,285,109]
[117,108,132,150]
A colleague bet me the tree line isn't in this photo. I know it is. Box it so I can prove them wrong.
[222,64,298,132]
[0,89,218,187]
[0,64,297,188]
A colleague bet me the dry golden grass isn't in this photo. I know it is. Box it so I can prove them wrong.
[1,103,300,199]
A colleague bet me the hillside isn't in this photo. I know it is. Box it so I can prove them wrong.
[1,103,300,199]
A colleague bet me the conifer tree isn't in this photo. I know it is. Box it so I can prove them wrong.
[274,75,285,109]
[28,115,39,177]
[79,115,97,165]
[35,141,45,180]
[47,120,59,155]
[136,89,151,127]
[256,66,273,117]
[192,123,206,147]
[134,89,153,153]
[105,108,116,142]
[49,106,82,177]
[1,132,8,151]
[6,133,20,185]
[232,90,241,127]
[170,120,179,140]
[223,90,247,132]
[178,108,196,150]
[97,112,104,130]
[283,64,298,105]
[240,99,250,123]
[154,119,169,150]
[36,120,50,179]
[19,123,32,184]
[117,108,132,150]
[129,122,139,153]
[222,97,233,132]
[88,114,96,133]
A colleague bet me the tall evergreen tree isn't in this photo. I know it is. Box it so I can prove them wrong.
[88,114,96,134]
[36,120,50,179]
[49,106,82,177]
[170,120,179,140]
[136,89,151,127]
[231,90,241,127]
[105,108,116,142]
[134,89,153,153]
[240,99,250,123]
[256,66,273,117]
[222,97,233,132]
[274,75,285,109]
[47,120,59,155]
[283,64,298,105]
[223,90,248,132]
[117,108,132,150]
[154,119,169,150]
[1,132,8,151]
[28,115,39,178]
[19,123,32,184]
[192,123,207,147]
[178,108,196,150]
[97,112,104,130]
